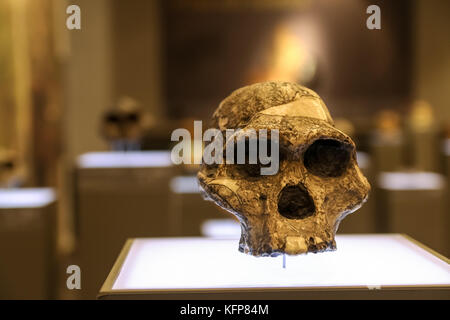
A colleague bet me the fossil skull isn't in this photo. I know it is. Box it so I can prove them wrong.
[197,82,370,257]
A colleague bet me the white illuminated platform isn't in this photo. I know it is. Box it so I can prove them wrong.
[0,188,56,209]
[77,151,172,168]
[99,234,450,299]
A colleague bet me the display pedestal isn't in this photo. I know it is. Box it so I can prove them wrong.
[169,176,231,236]
[99,234,449,300]
[0,188,56,299]
[76,151,176,298]
[377,172,448,256]
[445,139,450,192]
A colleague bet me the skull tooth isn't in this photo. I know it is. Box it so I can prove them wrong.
[285,236,308,254]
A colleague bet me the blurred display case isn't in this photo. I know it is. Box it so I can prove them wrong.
[99,235,450,299]
[169,176,230,236]
[75,151,176,298]
[370,137,404,172]
[377,172,448,257]
[407,130,440,172]
[0,188,56,299]
[444,139,450,185]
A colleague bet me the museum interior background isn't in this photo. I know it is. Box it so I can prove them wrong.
[0,0,449,299]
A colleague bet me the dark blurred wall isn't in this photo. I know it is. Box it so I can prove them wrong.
[64,0,113,159]
[162,1,282,120]
[413,0,450,124]
[0,1,15,151]
[112,0,165,120]
[162,0,412,121]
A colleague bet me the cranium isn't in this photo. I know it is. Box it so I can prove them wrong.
[198,81,370,257]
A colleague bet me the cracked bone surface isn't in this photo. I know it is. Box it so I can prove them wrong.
[197,81,370,257]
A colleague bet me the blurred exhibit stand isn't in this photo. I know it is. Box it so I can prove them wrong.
[75,151,176,298]
[407,129,439,172]
[370,137,404,173]
[0,188,56,299]
[201,219,241,239]
[99,235,450,300]
[338,152,376,234]
[169,175,230,236]
[444,140,450,187]
[405,100,440,172]
[444,140,450,251]
[370,111,404,172]
[377,172,448,257]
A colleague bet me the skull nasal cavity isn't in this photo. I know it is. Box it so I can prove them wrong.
[278,184,315,219]
[304,139,352,177]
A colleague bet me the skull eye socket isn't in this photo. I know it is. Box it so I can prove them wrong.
[228,137,284,178]
[277,184,315,219]
[304,139,353,177]
[232,138,265,178]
